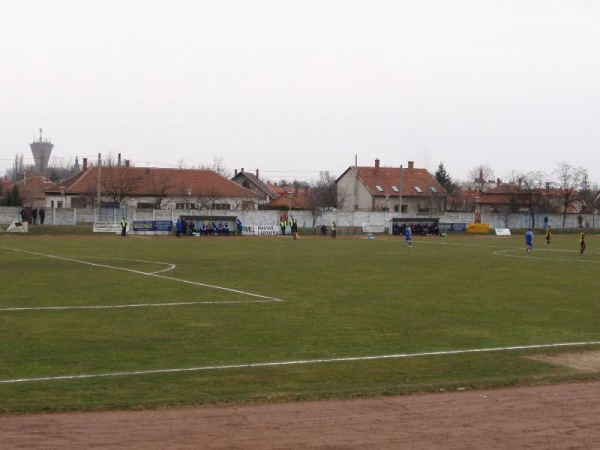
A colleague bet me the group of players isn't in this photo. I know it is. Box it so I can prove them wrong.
[525,226,586,256]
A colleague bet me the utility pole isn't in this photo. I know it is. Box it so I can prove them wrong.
[97,153,102,216]
[398,164,403,215]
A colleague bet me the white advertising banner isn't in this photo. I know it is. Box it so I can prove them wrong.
[93,222,122,233]
[362,223,385,233]
[242,224,279,236]
[6,220,28,233]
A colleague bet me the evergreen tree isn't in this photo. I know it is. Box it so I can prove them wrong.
[10,185,22,206]
[434,162,452,190]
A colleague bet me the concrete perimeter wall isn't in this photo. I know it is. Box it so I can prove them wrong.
[1,207,597,231]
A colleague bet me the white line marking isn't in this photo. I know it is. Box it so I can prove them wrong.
[0,300,280,312]
[66,256,177,274]
[2,341,599,384]
[493,249,598,262]
[2,247,283,304]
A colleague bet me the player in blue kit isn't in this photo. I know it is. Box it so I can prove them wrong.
[525,228,533,255]
[404,225,412,247]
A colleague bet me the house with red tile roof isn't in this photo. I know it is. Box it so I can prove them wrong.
[478,181,584,214]
[266,183,311,210]
[44,158,258,211]
[231,168,279,206]
[3,175,54,208]
[336,159,447,213]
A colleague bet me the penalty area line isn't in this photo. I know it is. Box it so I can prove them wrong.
[0,300,280,312]
[2,341,600,384]
[2,247,283,303]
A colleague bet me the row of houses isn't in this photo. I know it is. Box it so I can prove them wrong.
[1,158,589,215]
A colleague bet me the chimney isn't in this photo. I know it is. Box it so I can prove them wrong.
[118,153,122,166]
[375,158,380,175]
[241,168,244,173]
[497,178,501,185]
[125,160,130,168]
[256,169,259,178]
[518,178,522,189]
[408,161,414,169]
[83,158,88,171]
[234,169,238,176]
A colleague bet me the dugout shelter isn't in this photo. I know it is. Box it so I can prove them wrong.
[179,214,238,236]
[389,217,440,236]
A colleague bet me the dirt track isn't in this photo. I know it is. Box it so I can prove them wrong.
[2,381,600,449]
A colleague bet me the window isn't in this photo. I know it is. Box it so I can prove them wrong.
[375,185,384,192]
[430,186,438,193]
[137,202,154,209]
[212,203,231,210]
[414,186,423,193]
[175,203,196,210]
[391,185,399,192]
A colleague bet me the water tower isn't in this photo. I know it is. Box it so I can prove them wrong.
[30,128,53,174]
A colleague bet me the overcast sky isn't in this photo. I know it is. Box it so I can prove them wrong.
[2,0,600,185]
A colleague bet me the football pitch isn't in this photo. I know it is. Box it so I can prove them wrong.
[1,232,599,413]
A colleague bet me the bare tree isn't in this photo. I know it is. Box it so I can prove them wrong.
[468,164,495,192]
[101,166,144,205]
[147,171,176,209]
[305,172,346,226]
[198,155,232,178]
[194,187,221,210]
[554,162,587,227]
[46,158,80,183]
[519,171,547,228]
[578,173,595,212]
[6,153,27,181]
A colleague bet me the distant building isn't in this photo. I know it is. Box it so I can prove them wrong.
[336,159,447,214]
[15,175,55,208]
[231,168,279,206]
[30,129,53,175]
[266,182,311,210]
[44,158,258,210]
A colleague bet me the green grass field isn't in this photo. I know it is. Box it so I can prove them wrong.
[1,231,599,413]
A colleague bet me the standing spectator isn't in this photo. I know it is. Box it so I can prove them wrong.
[120,217,128,237]
[404,225,412,247]
[331,221,337,239]
[290,217,297,236]
[38,208,45,225]
[580,232,586,256]
[20,207,27,223]
[32,208,38,225]
[545,226,552,247]
[525,228,533,255]
[578,215,583,228]
[176,216,182,238]
[280,218,286,235]
[236,218,243,235]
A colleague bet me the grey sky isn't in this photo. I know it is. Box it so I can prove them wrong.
[2,0,600,185]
